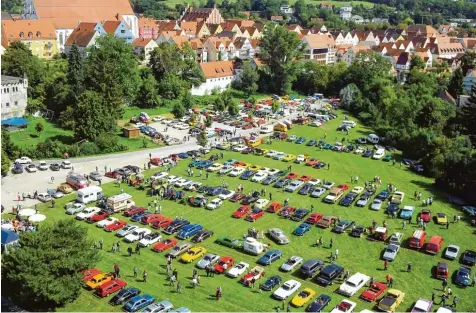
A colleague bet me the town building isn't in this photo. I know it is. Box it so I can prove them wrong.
[63,22,105,56]
[191,61,236,95]
[180,5,224,24]
[340,6,353,20]
[1,75,28,121]
[463,69,476,92]
[301,34,336,64]
[101,20,135,43]
[132,38,158,64]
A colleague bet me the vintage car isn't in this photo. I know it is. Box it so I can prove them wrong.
[240,266,265,286]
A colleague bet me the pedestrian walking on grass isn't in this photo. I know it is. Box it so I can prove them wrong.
[442,278,448,290]
[327,163,330,170]
[407,263,412,272]
[99,239,103,250]
[388,277,393,288]
[128,246,133,256]
[177,281,182,293]
[134,266,138,278]
[135,245,140,255]
[329,238,333,249]
[384,260,388,270]
[446,221,450,229]
[452,296,458,308]
[143,270,147,283]
[269,193,272,201]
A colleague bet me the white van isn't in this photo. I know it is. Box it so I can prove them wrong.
[243,237,265,255]
[107,193,135,213]
[367,134,380,144]
[313,114,329,122]
[342,120,357,128]
[77,186,104,204]
[260,125,274,134]
[372,148,385,159]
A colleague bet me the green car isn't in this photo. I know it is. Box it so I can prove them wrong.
[383,154,393,162]
[215,236,244,249]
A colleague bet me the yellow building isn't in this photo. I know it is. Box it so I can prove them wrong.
[1,20,58,59]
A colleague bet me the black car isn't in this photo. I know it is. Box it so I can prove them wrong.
[260,275,282,291]
[273,178,290,188]
[191,229,214,243]
[314,162,326,169]
[276,169,289,177]
[208,187,225,196]
[124,165,141,174]
[453,266,471,287]
[262,175,279,185]
[306,294,331,312]
[298,183,315,195]
[197,185,211,194]
[239,170,256,180]
[300,259,325,278]
[386,204,399,215]
[241,195,259,205]
[461,250,476,266]
[362,149,373,158]
[163,219,190,235]
[291,209,310,221]
[272,132,281,139]
[339,192,358,206]
[315,264,344,286]
[12,164,23,174]
[109,287,141,306]
[344,144,355,152]
[376,190,390,200]
[317,141,325,148]
[350,226,366,238]
[49,163,61,171]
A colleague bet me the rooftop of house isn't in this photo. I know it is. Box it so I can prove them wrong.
[200,60,235,78]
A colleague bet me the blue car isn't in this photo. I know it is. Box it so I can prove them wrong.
[224,159,237,166]
[131,211,151,222]
[177,153,189,159]
[293,223,311,236]
[306,139,317,147]
[376,190,390,200]
[189,160,201,167]
[260,275,282,291]
[240,170,255,180]
[139,126,148,133]
[399,206,415,220]
[453,266,471,286]
[295,137,306,144]
[307,294,331,312]
[323,143,333,149]
[123,294,155,312]
[177,224,203,239]
[257,250,282,265]
[208,187,225,196]
[196,160,213,169]
[314,162,326,169]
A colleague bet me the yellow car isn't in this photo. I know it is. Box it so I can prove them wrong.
[85,273,114,289]
[207,163,224,172]
[291,288,316,307]
[283,154,296,162]
[249,165,262,171]
[58,183,73,194]
[257,149,269,156]
[351,186,365,195]
[180,247,207,263]
[378,289,405,312]
[436,213,448,224]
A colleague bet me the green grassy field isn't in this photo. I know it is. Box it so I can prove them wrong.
[9,117,75,148]
[20,113,475,312]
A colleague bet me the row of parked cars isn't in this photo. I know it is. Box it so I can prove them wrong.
[12,157,72,174]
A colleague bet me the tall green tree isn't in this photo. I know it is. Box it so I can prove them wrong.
[228,102,240,115]
[134,73,160,108]
[74,91,115,141]
[180,43,205,87]
[1,150,10,177]
[259,26,305,94]
[232,62,259,95]
[294,61,329,95]
[1,219,100,310]
[345,51,392,89]
[172,102,186,118]
[410,54,425,70]
[214,96,226,112]
[447,68,463,98]
[182,92,194,110]
[67,42,84,106]
[459,84,476,145]
[149,43,183,82]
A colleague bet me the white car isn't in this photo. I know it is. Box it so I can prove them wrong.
[15,156,32,164]
[134,122,146,127]
[151,172,168,180]
[175,179,192,188]
[227,262,250,278]
[25,163,37,172]
[338,272,370,296]
[322,181,335,189]
[116,224,139,237]
[219,189,235,200]
[176,124,189,130]
[152,116,164,122]
[412,298,433,313]
[372,149,385,160]
[268,228,290,245]
[61,160,72,169]
[280,256,303,272]
[265,150,278,158]
[185,182,202,191]
[444,244,460,260]
[208,163,224,172]
[309,120,322,127]
[273,152,287,160]
[251,171,268,183]
[370,199,383,211]
[139,232,162,247]
[354,147,364,154]
[254,199,270,209]
[167,175,181,183]
[330,300,357,313]
[206,198,223,210]
[273,280,301,300]
[266,168,280,176]
[295,155,307,163]
[219,165,234,174]
[37,193,52,202]
[229,167,245,177]
[197,254,221,269]
[308,178,321,186]
[76,207,101,220]
[124,228,152,243]
[97,217,118,228]
[37,161,48,170]
[233,144,247,152]
[311,187,326,198]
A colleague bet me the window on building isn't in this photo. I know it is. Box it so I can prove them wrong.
[36,31,41,37]
[14,101,18,106]
[6,103,9,107]
[28,32,33,39]
[20,32,25,38]
[121,29,126,34]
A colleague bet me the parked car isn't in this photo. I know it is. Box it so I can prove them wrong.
[260,275,283,291]
[338,272,370,296]
[453,266,471,286]
[306,294,331,312]
[315,264,344,286]
[197,254,220,269]
[227,262,250,278]
[258,250,282,265]
[461,250,476,266]
[109,287,141,306]
[273,280,301,300]
[360,282,387,302]
[383,244,400,261]
[123,294,155,312]
[444,244,460,260]
[280,256,303,272]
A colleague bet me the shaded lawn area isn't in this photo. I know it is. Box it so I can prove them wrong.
[24,116,475,312]
[8,117,75,148]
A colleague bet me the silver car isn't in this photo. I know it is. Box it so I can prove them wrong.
[284,180,304,192]
[370,199,383,211]
[268,228,290,245]
[310,187,326,198]
[142,301,174,313]
[166,242,192,258]
[65,203,86,215]
[116,225,139,237]
[388,232,403,246]
[196,253,220,269]
[89,171,102,181]
[382,243,400,261]
[444,244,460,260]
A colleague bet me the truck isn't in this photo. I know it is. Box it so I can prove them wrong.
[324,187,344,204]
[377,289,405,313]
[107,193,135,213]
[391,191,404,204]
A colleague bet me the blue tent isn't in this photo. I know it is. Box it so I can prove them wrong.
[1,117,30,127]
[1,229,19,245]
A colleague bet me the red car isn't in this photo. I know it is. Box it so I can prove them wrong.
[82,268,102,281]
[299,175,312,182]
[230,193,246,203]
[152,238,178,252]
[87,210,109,223]
[151,217,173,229]
[105,171,121,179]
[306,159,319,166]
[150,158,163,166]
[278,206,296,218]
[242,147,254,154]
[245,208,265,222]
[266,202,282,213]
[306,213,323,224]
[124,206,145,217]
[360,282,387,302]
[104,220,127,232]
[337,184,349,191]
[141,213,163,225]
[242,124,253,130]
[96,279,127,297]
[419,209,432,223]
[279,133,288,140]
[436,261,449,279]
[232,206,251,218]
[285,172,299,180]
[214,256,235,273]
[232,161,247,167]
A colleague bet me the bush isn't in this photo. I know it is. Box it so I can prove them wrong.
[79,142,100,155]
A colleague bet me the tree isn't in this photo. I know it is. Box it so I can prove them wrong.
[459,84,476,145]
[172,102,186,118]
[345,51,392,89]
[410,55,425,70]
[228,101,239,115]
[180,43,205,87]
[447,68,464,98]
[232,62,259,95]
[1,219,100,310]
[205,115,213,128]
[157,73,184,100]
[197,130,208,147]
[73,91,115,141]
[35,122,44,137]
[182,92,194,110]
[294,61,329,95]
[259,26,305,94]
[272,99,280,112]
[1,150,10,177]
[460,51,476,75]
[134,73,160,108]
[67,42,84,101]
[339,83,363,112]
[213,96,225,112]
[149,43,184,82]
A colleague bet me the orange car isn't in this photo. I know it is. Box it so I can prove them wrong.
[299,175,312,182]
[306,159,320,166]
